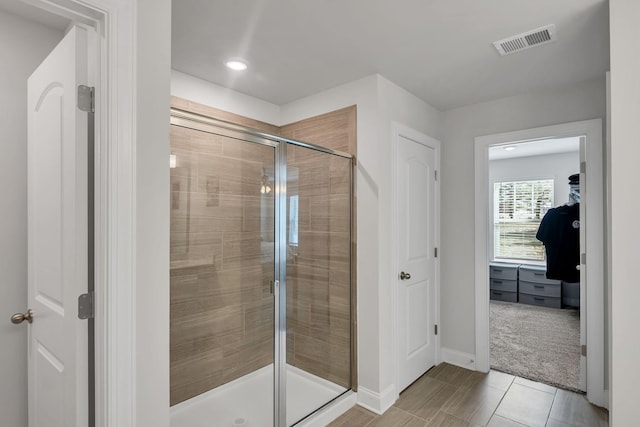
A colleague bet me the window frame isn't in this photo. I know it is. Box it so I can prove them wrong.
[492,178,554,262]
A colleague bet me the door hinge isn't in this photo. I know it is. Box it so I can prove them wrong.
[581,344,587,357]
[77,85,95,113]
[78,292,94,320]
[580,161,586,174]
[581,253,587,265]
[434,170,438,181]
[434,247,438,258]
[435,324,438,335]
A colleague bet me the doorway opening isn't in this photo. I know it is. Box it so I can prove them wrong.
[474,119,606,408]
[487,137,583,391]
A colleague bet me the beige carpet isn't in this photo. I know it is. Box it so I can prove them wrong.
[490,300,582,392]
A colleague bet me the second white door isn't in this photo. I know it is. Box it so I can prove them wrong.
[27,26,90,427]
[397,129,439,391]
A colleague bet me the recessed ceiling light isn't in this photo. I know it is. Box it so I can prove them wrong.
[504,146,517,151]
[225,58,248,71]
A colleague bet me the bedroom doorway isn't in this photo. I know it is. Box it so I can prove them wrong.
[487,137,583,391]
[474,119,606,408]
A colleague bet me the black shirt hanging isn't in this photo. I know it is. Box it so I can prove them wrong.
[536,203,580,282]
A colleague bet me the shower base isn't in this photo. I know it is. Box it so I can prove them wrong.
[170,364,347,427]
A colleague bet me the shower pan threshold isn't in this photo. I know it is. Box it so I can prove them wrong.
[170,364,349,427]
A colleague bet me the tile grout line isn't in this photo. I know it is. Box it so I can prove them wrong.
[544,388,559,427]
[392,405,429,422]
[481,374,517,426]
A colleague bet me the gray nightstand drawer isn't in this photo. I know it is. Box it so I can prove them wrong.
[490,278,518,293]
[519,265,561,285]
[489,262,519,280]
[519,293,561,309]
[520,281,561,298]
[490,290,517,303]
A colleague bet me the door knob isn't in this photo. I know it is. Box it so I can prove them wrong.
[11,309,33,324]
[400,271,411,280]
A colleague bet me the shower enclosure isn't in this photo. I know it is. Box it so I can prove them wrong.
[168,108,354,427]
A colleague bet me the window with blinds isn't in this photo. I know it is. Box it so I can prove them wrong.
[493,179,554,260]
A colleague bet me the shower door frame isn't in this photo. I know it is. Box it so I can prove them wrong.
[170,108,355,427]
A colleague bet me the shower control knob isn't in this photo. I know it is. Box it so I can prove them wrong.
[11,309,33,324]
[400,271,411,280]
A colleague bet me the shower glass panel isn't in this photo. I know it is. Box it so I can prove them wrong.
[168,110,354,427]
[285,144,352,426]
[169,123,276,426]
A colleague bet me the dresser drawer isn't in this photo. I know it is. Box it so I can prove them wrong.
[520,281,561,298]
[562,281,580,308]
[489,262,519,280]
[519,293,561,308]
[490,290,517,303]
[490,278,518,293]
[519,265,561,285]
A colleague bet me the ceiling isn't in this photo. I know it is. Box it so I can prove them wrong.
[489,137,580,161]
[1,0,609,111]
[172,0,610,110]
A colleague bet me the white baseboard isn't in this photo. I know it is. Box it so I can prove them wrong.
[356,384,396,415]
[296,391,357,427]
[441,347,477,371]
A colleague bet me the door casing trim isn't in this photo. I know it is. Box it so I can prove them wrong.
[25,0,137,425]
[474,119,606,408]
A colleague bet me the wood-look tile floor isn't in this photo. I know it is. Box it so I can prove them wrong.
[328,363,608,427]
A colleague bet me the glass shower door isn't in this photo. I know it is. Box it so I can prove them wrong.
[169,122,277,427]
[169,111,354,427]
[284,144,353,425]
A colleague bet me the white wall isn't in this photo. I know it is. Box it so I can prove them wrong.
[440,78,606,356]
[490,151,580,208]
[171,70,281,125]
[136,0,171,425]
[609,0,640,424]
[0,10,63,427]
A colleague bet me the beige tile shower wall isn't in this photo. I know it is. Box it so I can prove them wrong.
[281,106,357,389]
[169,124,276,406]
[280,106,357,155]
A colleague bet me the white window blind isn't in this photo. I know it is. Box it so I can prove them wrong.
[493,179,554,260]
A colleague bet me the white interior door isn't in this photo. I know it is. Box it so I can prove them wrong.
[26,25,89,427]
[397,131,438,391]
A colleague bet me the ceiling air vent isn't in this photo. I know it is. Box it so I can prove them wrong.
[493,25,557,56]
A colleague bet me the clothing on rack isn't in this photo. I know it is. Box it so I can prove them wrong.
[536,174,581,282]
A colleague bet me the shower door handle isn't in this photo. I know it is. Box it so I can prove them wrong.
[270,280,280,295]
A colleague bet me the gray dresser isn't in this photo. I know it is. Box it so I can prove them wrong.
[489,262,519,303]
[518,265,562,308]
[561,281,580,307]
